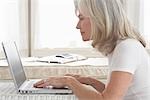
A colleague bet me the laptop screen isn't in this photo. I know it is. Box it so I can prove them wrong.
[2,42,26,88]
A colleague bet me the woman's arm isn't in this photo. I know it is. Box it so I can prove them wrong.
[66,76,104,100]
[66,71,133,100]
[34,71,133,100]
[65,74,105,93]
[80,77,105,93]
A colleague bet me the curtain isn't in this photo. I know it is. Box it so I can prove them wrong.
[0,0,28,58]
[144,0,150,47]
[125,0,150,47]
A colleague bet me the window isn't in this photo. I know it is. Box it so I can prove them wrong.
[33,0,92,49]
[31,0,93,57]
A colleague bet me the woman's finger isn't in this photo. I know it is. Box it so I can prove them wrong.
[35,81,49,88]
[34,79,49,87]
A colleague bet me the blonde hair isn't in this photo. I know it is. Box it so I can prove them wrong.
[74,0,146,55]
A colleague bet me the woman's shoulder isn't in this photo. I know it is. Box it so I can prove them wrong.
[108,38,147,57]
[116,38,144,50]
[111,38,147,56]
[118,38,141,45]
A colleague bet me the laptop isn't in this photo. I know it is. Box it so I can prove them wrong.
[2,42,72,94]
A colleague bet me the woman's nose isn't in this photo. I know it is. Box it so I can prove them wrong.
[76,22,80,29]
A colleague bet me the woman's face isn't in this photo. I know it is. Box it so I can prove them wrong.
[76,12,91,41]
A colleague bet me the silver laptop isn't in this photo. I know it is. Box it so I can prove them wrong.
[2,42,72,94]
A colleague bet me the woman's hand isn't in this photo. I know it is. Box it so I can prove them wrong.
[33,76,71,88]
[65,74,90,85]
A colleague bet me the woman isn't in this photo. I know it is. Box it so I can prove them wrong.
[34,0,150,100]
